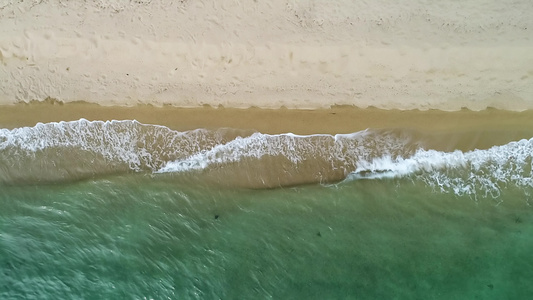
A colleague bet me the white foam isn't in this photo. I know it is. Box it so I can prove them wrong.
[157,129,419,173]
[350,150,467,179]
[0,119,224,173]
[5,120,531,196]
[349,138,533,198]
[157,133,326,173]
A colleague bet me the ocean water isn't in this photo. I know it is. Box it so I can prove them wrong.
[1,119,533,299]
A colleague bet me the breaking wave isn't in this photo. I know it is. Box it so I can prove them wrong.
[1,119,532,197]
[0,119,231,184]
[348,139,533,199]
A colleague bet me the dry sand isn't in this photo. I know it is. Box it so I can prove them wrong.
[1,0,533,111]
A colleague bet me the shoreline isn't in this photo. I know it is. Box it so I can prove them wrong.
[2,101,533,135]
[3,101,533,187]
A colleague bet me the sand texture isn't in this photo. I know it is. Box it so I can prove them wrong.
[2,101,533,138]
[1,0,533,110]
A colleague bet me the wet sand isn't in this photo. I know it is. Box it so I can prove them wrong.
[2,101,533,135]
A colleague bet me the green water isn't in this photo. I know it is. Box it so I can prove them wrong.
[2,175,532,299]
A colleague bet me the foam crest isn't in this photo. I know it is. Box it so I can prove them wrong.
[0,119,227,184]
[157,129,421,175]
[349,138,533,198]
[8,119,528,192]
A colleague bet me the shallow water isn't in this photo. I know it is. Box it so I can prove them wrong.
[1,120,533,299]
[2,176,533,299]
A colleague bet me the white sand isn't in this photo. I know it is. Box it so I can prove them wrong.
[1,0,532,110]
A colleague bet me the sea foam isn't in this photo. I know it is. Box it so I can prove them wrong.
[349,139,533,199]
[2,119,532,197]
[0,119,226,183]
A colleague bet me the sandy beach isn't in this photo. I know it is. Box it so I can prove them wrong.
[1,0,533,111]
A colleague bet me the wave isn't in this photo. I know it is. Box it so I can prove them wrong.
[1,119,532,197]
[0,119,234,184]
[155,129,423,187]
[348,139,533,199]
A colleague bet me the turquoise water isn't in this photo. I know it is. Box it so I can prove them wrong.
[2,120,533,299]
[2,176,533,299]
